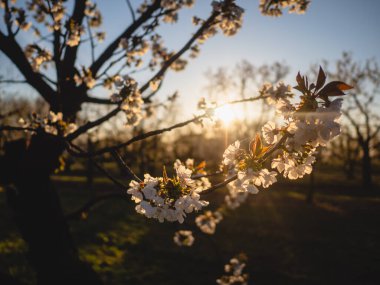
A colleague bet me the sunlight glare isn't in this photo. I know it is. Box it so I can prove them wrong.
[214,105,240,126]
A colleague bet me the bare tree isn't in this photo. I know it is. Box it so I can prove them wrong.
[321,53,380,190]
[327,127,360,180]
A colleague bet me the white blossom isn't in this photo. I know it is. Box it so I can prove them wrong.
[217,256,249,285]
[262,121,278,144]
[173,230,195,247]
[127,166,209,224]
[195,210,223,234]
[222,140,241,167]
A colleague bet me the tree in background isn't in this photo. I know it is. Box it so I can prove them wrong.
[327,127,360,180]
[321,53,380,190]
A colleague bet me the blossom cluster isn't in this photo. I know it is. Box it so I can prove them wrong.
[222,68,351,205]
[160,0,194,23]
[26,0,66,32]
[195,1,244,44]
[259,81,294,105]
[259,0,310,17]
[216,255,249,285]
[173,230,195,247]
[174,158,211,191]
[74,67,96,89]
[24,44,52,71]
[195,210,223,234]
[222,139,278,194]
[110,76,144,126]
[127,164,209,223]
[19,111,77,136]
[66,20,84,47]
[212,0,244,36]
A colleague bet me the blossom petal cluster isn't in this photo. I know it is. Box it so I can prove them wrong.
[19,111,77,136]
[195,210,223,234]
[212,1,244,36]
[127,166,209,223]
[259,81,294,105]
[222,140,277,194]
[216,255,249,285]
[110,76,144,126]
[173,230,195,247]
[221,69,350,206]
[260,0,310,17]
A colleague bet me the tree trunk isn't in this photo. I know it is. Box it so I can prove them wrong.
[306,164,315,204]
[344,159,356,180]
[362,143,373,191]
[0,133,103,285]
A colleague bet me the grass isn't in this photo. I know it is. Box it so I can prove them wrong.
[0,170,379,285]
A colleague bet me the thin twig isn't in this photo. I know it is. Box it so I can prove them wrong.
[111,150,142,182]
[66,142,128,189]
[65,192,124,220]
[126,0,136,22]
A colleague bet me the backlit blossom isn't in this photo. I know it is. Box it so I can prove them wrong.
[262,121,278,144]
[173,230,194,247]
[195,210,223,234]
[127,166,209,223]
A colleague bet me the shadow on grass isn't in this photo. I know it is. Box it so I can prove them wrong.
[0,173,379,285]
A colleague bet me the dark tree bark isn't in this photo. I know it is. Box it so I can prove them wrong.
[0,134,103,285]
[306,169,315,205]
[361,143,373,191]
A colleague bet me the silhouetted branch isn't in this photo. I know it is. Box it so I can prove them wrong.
[68,95,266,155]
[0,32,57,106]
[0,125,36,132]
[140,12,219,95]
[65,192,125,220]
[126,0,136,22]
[111,150,142,182]
[66,142,128,190]
[89,1,161,77]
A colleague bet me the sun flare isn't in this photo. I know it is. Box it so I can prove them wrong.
[214,105,241,125]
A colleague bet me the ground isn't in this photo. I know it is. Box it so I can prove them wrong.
[0,168,379,285]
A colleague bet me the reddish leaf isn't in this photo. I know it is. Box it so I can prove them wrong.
[315,66,326,90]
[250,134,262,158]
[335,82,354,91]
[293,85,304,93]
[163,166,168,184]
[196,161,206,170]
[317,81,353,97]
[296,72,307,93]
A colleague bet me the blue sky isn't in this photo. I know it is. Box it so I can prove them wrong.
[1,0,379,114]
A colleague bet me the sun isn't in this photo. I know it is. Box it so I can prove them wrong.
[214,105,241,125]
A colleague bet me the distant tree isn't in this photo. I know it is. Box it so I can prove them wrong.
[321,53,380,190]
[327,127,360,180]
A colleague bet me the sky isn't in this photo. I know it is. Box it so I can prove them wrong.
[1,0,379,117]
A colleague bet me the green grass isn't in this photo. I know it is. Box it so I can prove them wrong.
[0,172,379,285]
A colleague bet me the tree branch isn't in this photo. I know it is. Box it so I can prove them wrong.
[89,0,161,77]
[68,94,266,156]
[0,32,57,106]
[65,192,124,220]
[62,0,87,73]
[140,12,219,96]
